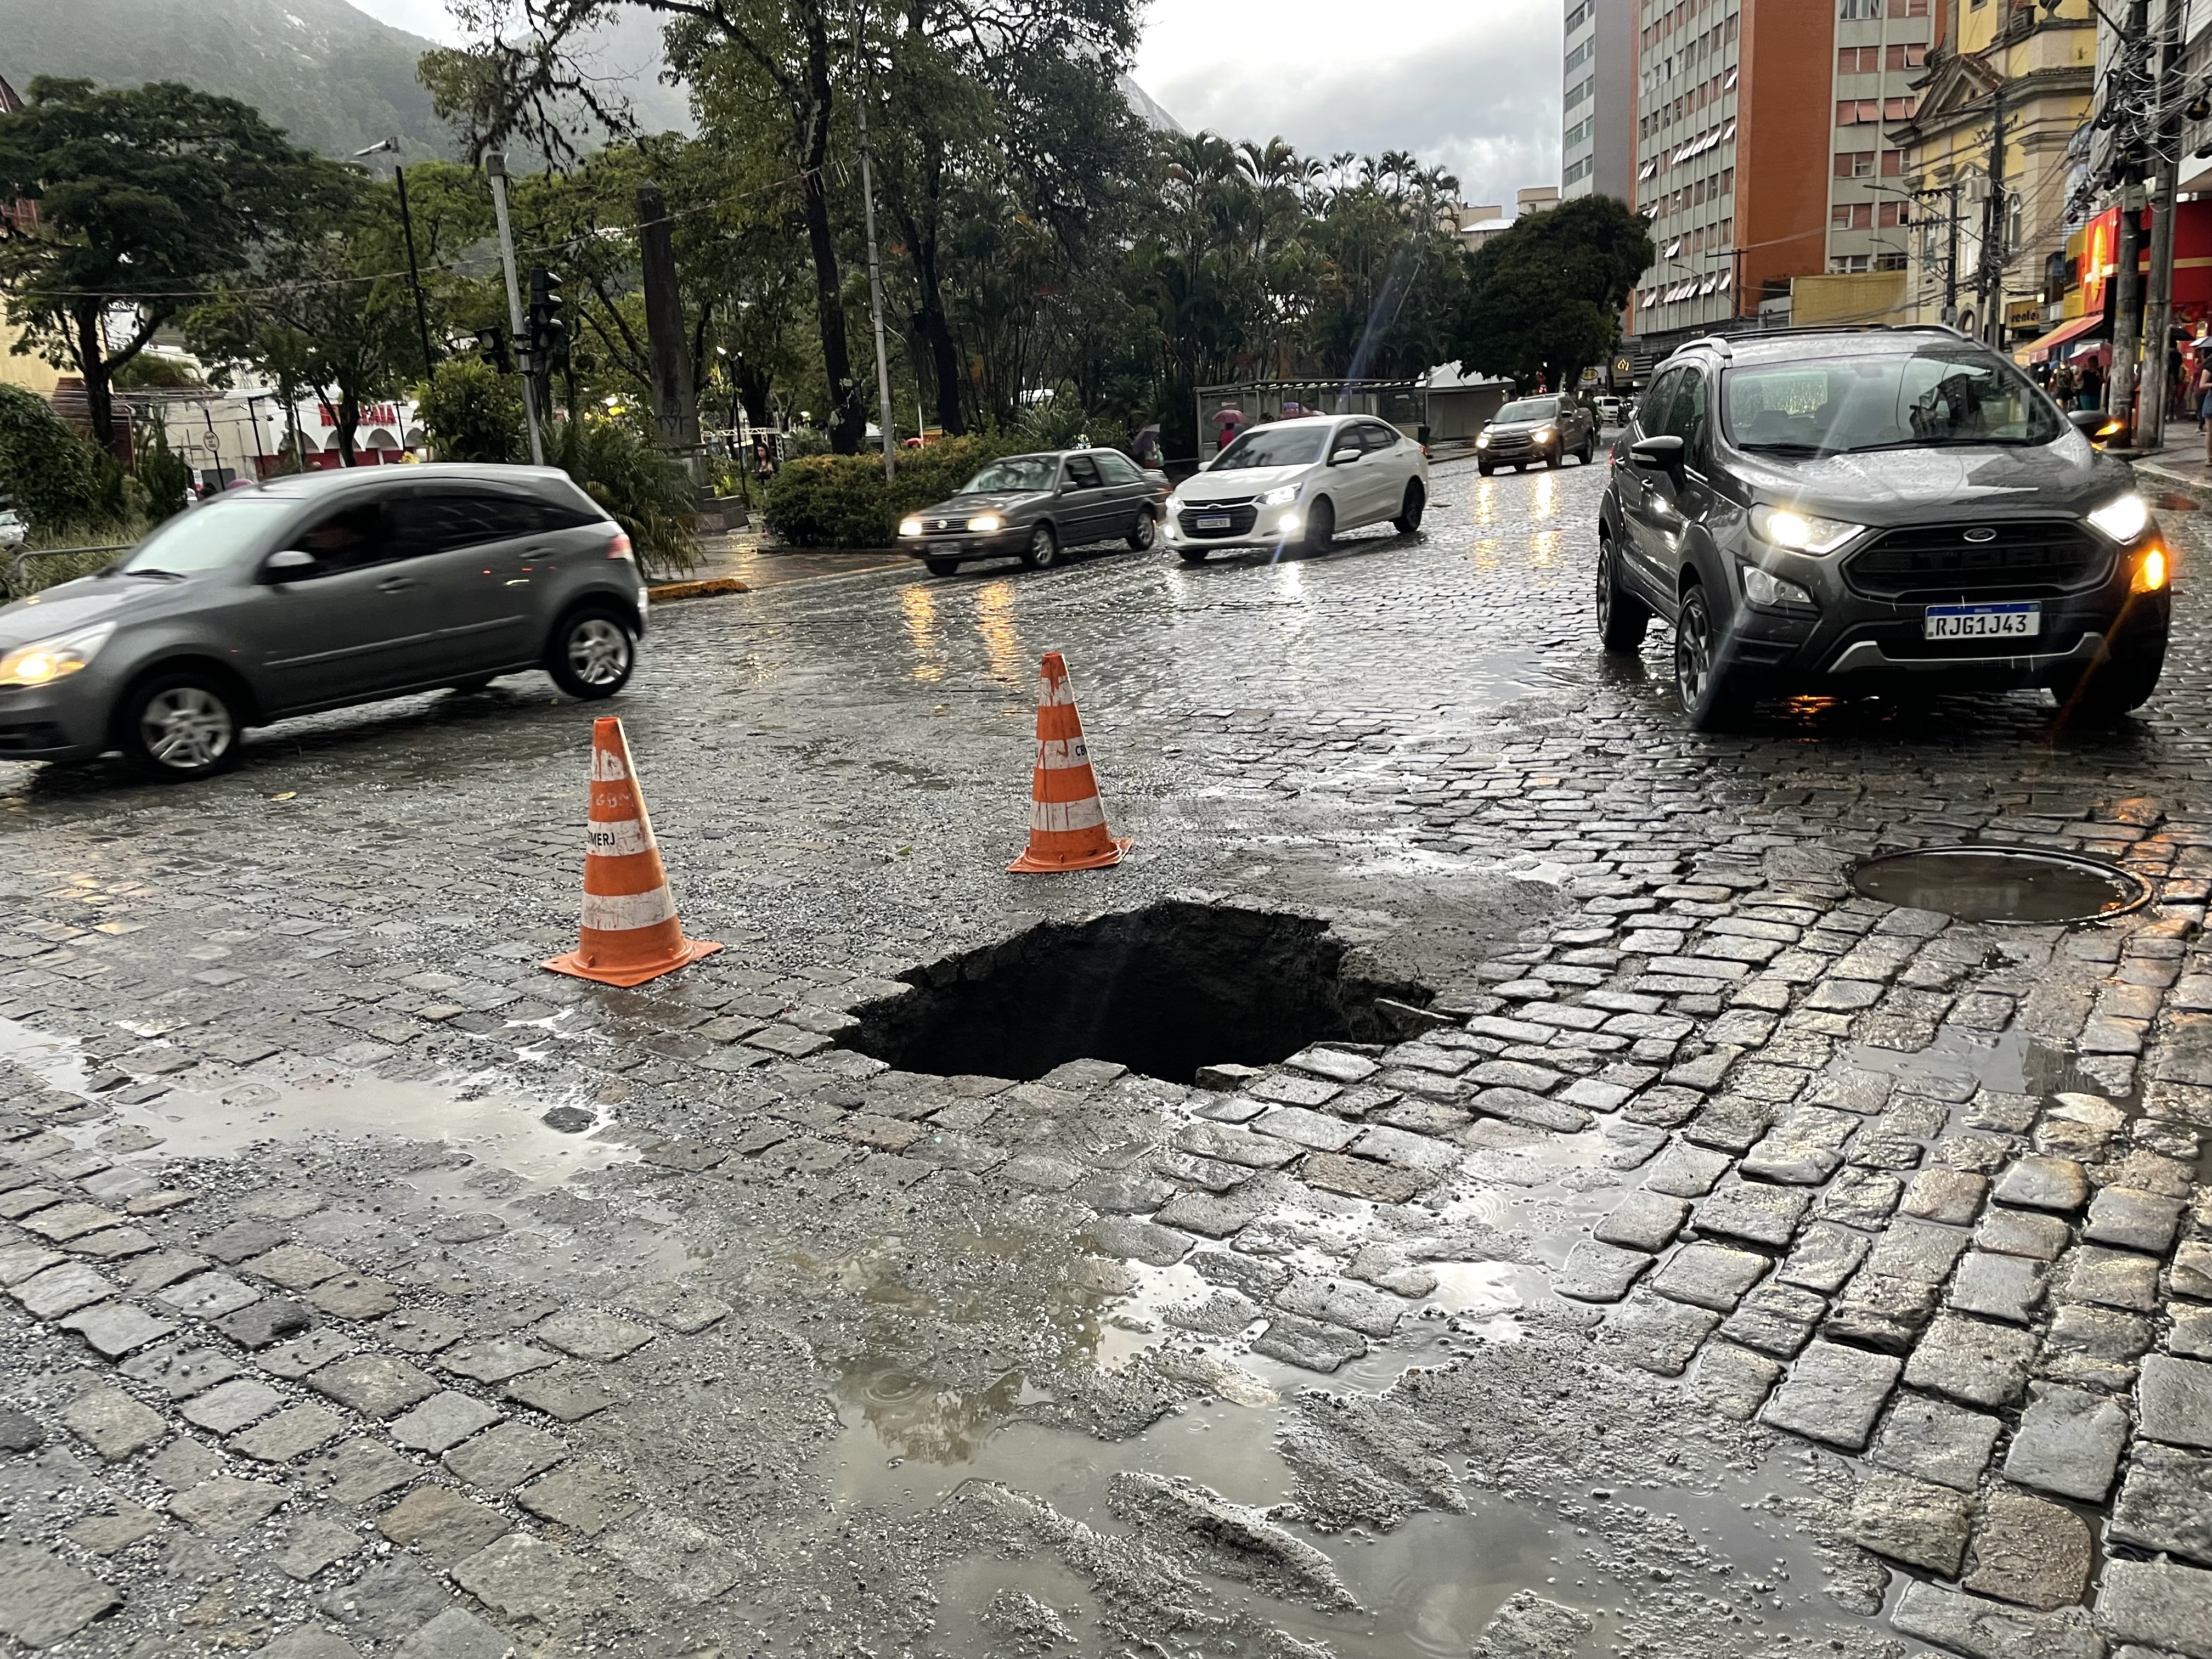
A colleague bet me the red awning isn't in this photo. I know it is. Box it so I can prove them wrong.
[2016,312,2105,365]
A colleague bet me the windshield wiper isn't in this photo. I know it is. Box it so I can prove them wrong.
[120,567,188,580]
[1737,441,1826,455]
[1841,437,2042,453]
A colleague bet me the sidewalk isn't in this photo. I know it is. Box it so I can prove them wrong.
[2124,430,2212,501]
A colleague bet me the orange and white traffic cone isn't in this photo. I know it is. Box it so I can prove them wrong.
[1008,651,1132,873]
[543,716,723,987]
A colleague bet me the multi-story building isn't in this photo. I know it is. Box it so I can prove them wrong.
[1564,0,1636,200]
[1826,0,1938,277]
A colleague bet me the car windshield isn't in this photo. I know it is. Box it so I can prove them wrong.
[1722,347,2065,455]
[1495,398,1560,423]
[117,494,290,575]
[961,456,1059,493]
[1211,426,1329,470]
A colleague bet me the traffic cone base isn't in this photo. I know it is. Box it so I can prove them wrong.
[1008,652,1131,873]
[542,716,722,986]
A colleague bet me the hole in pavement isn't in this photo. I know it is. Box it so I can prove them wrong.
[1850,845,2151,925]
[845,900,1435,1085]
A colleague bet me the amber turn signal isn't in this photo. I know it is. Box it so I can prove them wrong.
[2133,545,2171,593]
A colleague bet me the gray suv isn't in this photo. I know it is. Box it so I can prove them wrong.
[0,466,650,780]
[1596,327,2169,730]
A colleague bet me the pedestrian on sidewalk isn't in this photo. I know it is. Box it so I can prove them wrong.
[2077,359,2103,413]
[2193,357,2212,437]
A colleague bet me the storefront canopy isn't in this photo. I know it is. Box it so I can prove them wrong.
[2015,312,2105,366]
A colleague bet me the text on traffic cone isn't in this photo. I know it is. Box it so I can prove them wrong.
[1008,651,1132,873]
[543,716,724,987]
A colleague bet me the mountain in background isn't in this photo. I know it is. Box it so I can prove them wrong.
[0,0,693,161]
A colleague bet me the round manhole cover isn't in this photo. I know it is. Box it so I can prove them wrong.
[1850,845,2151,924]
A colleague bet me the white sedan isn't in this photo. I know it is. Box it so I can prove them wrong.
[1165,415,1429,561]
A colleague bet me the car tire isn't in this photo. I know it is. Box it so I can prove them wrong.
[1020,524,1059,569]
[1302,497,1335,554]
[1673,583,1747,731]
[1127,511,1157,551]
[546,603,636,700]
[1177,548,1209,565]
[2057,639,2166,723]
[1545,450,1564,470]
[1392,481,1426,533]
[1478,462,1495,477]
[1577,438,1595,465]
[1596,536,1650,654]
[120,669,244,782]
[925,558,961,577]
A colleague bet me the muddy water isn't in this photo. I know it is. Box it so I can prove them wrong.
[1851,845,2149,923]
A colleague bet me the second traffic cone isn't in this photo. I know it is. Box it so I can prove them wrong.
[543,716,723,987]
[1009,651,1132,873]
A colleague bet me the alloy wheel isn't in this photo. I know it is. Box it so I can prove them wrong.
[140,686,234,771]
[1675,594,1713,710]
[567,618,632,687]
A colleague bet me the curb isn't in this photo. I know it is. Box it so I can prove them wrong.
[646,576,749,602]
[2129,456,2212,509]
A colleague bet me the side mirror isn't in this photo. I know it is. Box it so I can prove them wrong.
[1630,435,1686,475]
[264,549,317,580]
[1329,447,1362,466]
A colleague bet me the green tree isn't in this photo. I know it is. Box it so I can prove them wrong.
[414,358,523,462]
[0,77,342,454]
[1454,195,1654,395]
[0,382,100,530]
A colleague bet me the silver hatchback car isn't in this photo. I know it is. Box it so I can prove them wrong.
[0,466,649,780]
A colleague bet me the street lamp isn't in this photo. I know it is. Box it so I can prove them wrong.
[352,138,437,382]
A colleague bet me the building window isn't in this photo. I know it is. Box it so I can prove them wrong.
[1835,151,1876,178]
[1829,254,1872,272]
[1567,3,1590,31]
[1875,252,1909,270]
[1837,99,1882,125]
[1886,43,1928,71]
[1892,0,1929,14]
[1878,201,1907,227]
[1882,148,1903,177]
[1566,77,1594,109]
[1840,0,1880,16]
[1565,156,1592,185]
[1883,96,1916,120]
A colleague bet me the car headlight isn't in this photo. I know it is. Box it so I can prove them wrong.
[898,517,924,538]
[1257,484,1300,507]
[966,513,1003,533]
[0,623,114,687]
[1475,433,1491,448]
[1750,504,1861,555]
[2087,493,2151,543]
[1742,564,1813,608]
[1533,425,1556,443]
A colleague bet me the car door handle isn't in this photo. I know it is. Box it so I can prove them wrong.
[377,575,414,592]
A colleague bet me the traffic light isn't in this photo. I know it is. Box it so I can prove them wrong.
[473,324,512,376]
[527,268,567,370]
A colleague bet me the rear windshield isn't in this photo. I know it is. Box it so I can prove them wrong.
[119,494,290,575]
[1723,347,2065,455]
[1495,398,1560,423]
[1212,426,1329,470]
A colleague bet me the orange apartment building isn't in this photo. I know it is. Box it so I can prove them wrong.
[1627,0,1943,353]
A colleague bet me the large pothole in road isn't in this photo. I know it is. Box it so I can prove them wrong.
[844,900,1435,1085]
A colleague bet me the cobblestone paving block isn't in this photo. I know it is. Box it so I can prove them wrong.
[391,1606,513,1659]
[1154,1191,1262,1238]
[230,1406,348,1464]
[1716,1282,1826,1358]
[2176,1307,2212,1360]
[1691,1179,1809,1249]
[1892,1578,2105,1659]
[1248,1073,1343,1110]
[1775,1222,1871,1294]
[1285,1046,1379,1084]
[145,1437,222,1491]
[1950,1250,2052,1325]
[1370,1098,1474,1136]
[276,1514,364,1580]
[1739,1136,1842,1186]
[57,1301,178,1358]
[200,1220,289,1263]
[433,1339,563,1388]
[997,1154,1081,1190]
[0,1544,122,1646]
[517,1463,641,1537]
[1904,1314,2040,1408]
[1608,1290,1720,1378]
[1249,1104,1360,1152]
[122,1250,207,1292]
[16,1261,117,1320]
[1640,1141,1733,1198]
[1174,1121,1302,1170]
[2175,1240,2212,1302]
[1470,1087,1589,1134]
[1680,1097,1774,1154]
[378,1484,512,1565]
[1650,1242,1769,1312]
[381,1311,468,1354]
[0,1243,60,1287]
[168,1474,290,1538]
[2095,1560,2212,1658]
[2085,1186,2186,1254]
[1594,1190,1690,1253]
[2112,1442,2212,1564]
[216,1295,314,1350]
[2004,1382,2131,1501]
[1993,1156,2091,1213]
[450,1532,592,1620]
[1274,1276,1404,1339]
[1962,1486,2092,1611]
[1553,1240,1651,1304]
[1823,1273,1939,1355]
[242,1245,349,1291]
[2040,1302,2154,1390]
[1074,1172,1176,1214]
[63,1499,163,1555]
[156,1271,260,1318]
[1248,1312,1365,1373]
[317,1555,454,1644]
[182,1378,286,1435]
[1690,1341,1781,1421]
[532,1310,655,1363]
[1819,1168,1904,1228]
[1866,1218,1973,1286]
[19,1201,126,1242]
[299,1438,418,1506]
[122,1344,245,1401]
[1870,1393,2001,1492]
[442,1420,566,1492]
[61,1385,167,1460]
[1846,1470,1969,1574]
[307,1276,402,1322]
[1296,1152,1430,1205]
[2058,1245,2164,1314]
[1760,1341,1900,1451]
[1901,1168,1989,1227]
[1085,1216,1191,1266]
[503,1362,631,1423]
[260,1331,358,1381]
[2142,1354,2212,1448]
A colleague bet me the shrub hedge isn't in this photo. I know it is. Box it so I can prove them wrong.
[762,433,1024,548]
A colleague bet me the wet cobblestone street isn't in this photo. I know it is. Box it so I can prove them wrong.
[3,451,2212,1658]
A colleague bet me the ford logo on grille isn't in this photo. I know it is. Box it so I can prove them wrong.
[1963,527,1997,543]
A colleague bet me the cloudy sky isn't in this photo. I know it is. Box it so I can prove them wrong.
[343,0,1564,209]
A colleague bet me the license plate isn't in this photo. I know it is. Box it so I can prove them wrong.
[1923,602,2040,640]
[1195,515,1231,529]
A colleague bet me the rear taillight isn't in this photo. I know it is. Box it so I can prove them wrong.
[607,531,634,561]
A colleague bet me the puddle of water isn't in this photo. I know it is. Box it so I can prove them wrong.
[1852,845,2149,924]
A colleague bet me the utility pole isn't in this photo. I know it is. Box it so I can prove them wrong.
[2140,0,2182,449]
[1979,87,2006,351]
[352,139,436,382]
[485,151,544,468]
[853,36,896,479]
[637,183,701,489]
[1943,176,1961,328]
[2109,0,2153,439]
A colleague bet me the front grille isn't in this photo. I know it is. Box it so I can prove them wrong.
[921,517,966,534]
[1487,433,1536,453]
[1178,501,1259,539]
[0,721,66,752]
[1845,520,2109,602]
